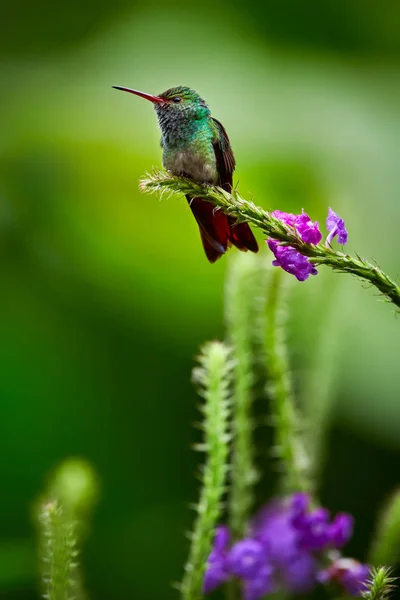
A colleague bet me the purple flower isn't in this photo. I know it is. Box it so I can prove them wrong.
[272,208,322,245]
[267,240,318,282]
[228,539,267,580]
[326,207,348,245]
[251,497,319,594]
[290,492,310,526]
[295,508,331,551]
[340,561,370,596]
[294,210,322,245]
[328,513,354,548]
[252,500,299,564]
[292,504,354,552]
[243,564,274,600]
[213,525,230,552]
[283,551,317,593]
[203,526,230,593]
[267,208,321,281]
[272,210,295,227]
[320,558,370,596]
[203,495,360,598]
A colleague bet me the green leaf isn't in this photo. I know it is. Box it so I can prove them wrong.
[370,489,400,566]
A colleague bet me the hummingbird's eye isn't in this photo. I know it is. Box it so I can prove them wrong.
[172,96,182,103]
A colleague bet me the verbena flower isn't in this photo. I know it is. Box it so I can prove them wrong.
[271,209,322,245]
[267,208,348,281]
[243,564,274,600]
[272,210,296,227]
[268,210,321,281]
[339,561,370,595]
[203,525,230,593]
[251,497,318,593]
[328,513,354,548]
[204,494,368,600]
[295,507,331,551]
[294,210,322,245]
[267,240,318,282]
[228,539,267,579]
[318,558,370,596]
[326,208,348,245]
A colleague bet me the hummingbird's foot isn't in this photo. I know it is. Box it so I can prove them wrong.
[176,170,215,189]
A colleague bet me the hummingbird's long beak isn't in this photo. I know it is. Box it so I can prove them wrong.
[112,86,165,104]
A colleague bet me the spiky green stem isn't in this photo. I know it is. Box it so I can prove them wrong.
[37,501,79,600]
[181,342,233,600]
[35,459,98,600]
[363,567,395,600]
[265,268,310,492]
[225,254,270,539]
[140,171,400,309]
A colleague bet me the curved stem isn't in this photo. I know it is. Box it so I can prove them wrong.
[140,172,400,309]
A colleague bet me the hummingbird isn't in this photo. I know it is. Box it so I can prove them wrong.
[112,85,259,262]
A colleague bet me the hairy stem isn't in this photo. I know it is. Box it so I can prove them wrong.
[37,501,80,600]
[181,342,233,600]
[140,172,400,309]
[265,268,310,492]
[225,254,270,539]
[363,567,395,600]
[35,459,98,600]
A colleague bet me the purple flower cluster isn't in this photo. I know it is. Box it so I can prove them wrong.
[203,494,369,600]
[267,208,348,281]
[267,240,318,282]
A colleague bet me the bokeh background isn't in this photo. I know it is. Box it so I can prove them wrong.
[1,0,400,598]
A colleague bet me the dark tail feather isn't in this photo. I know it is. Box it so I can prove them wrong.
[187,195,230,262]
[199,230,225,263]
[228,217,259,253]
[187,196,258,262]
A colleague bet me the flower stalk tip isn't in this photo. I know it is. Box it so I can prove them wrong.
[363,567,396,600]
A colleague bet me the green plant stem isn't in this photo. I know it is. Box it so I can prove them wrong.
[37,501,79,600]
[265,268,310,492]
[140,172,400,308]
[225,254,269,539]
[181,342,233,600]
[35,459,98,600]
[369,489,400,566]
[363,567,395,600]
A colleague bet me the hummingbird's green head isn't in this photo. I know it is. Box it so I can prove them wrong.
[112,85,210,129]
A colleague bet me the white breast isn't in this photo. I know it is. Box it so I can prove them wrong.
[164,150,218,184]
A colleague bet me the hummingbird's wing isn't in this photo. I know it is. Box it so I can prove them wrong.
[211,118,258,253]
[185,118,233,262]
[211,118,235,192]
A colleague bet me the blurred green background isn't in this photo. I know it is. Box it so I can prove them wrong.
[1,0,400,598]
